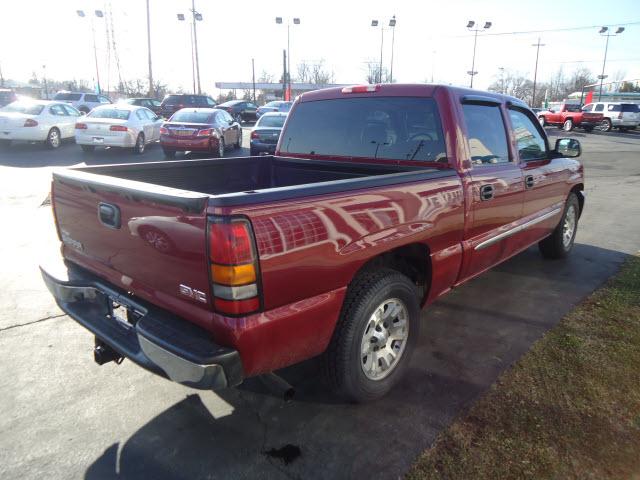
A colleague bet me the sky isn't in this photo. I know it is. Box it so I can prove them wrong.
[1,0,639,94]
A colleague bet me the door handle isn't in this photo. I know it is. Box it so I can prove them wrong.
[98,202,121,229]
[480,184,494,201]
[525,175,535,189]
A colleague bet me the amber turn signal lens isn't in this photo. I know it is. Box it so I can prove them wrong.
[211,263,256,285]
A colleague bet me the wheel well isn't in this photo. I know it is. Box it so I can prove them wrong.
[353,243,431,303]
[570,183,584,216]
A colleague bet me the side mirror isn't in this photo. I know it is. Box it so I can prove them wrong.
[554,138,581,158]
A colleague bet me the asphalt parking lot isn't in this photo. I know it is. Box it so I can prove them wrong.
[1,127,639,480]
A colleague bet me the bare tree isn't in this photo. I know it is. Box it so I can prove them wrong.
[363,61,391,84]
[296,60,334,85]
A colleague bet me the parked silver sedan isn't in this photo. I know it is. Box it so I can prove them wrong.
[75,104,163,154]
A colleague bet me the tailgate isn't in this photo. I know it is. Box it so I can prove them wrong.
[51,170,213,317]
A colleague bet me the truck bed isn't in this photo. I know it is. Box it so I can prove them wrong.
[57,155,452,210]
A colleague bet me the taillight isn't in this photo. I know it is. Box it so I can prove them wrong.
[159,126,168,135]
[110,125,128,132]
[75,122,87,129]
[24,119,38,127]
[197,128,213,136]
[341,84,380,94]
[208,218,261,316]
[250,131,259,139]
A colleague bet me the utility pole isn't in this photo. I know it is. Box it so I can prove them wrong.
[192,0,201,94]
[531,38,545,107]
[146,0,153,96]
[252,58,256,102]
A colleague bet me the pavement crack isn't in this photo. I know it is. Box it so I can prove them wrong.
[0,313,65,332]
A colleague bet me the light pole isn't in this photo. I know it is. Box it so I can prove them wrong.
[76,9,102,94]
[275,17,300,100]
[389,16,397,83]
[146,0,153,96]
[466,20,492,88]
[531,38,545,107]
[191,1,203,94]
[177,13,196,94]
[370,19,394,83]
[598,26,625,101]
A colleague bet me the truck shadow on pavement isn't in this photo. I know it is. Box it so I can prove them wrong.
[84,243,628,480]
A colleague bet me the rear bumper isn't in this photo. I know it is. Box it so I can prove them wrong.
[160,136,214,151]
[75,132,136,148]
[250,140,277,153]
[0,128,48,141]
[40,261,243,390]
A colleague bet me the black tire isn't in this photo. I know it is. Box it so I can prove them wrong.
[323,268,420,403]
[162,148,176,159]
[132,133,145,155]
[214,137,225,158]
[45,128,61,149]
[79,107,90,114]
[538,116,546,127]
[600,118,612,132]
[80,145,95,153]
[562,119,573,132]
[234,129,241,149]
[0,139,11,148]
[538,193,580,259]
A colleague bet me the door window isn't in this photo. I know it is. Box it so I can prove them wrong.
[206,97,216,106]
[49,104,66,116]
[582,104,593,112]
[508,109,547,161]
[136,109,147,121]
[84,94,98,103]
[462,104,510,165]
[62,104,81,116]
[594,104,604,112]
[98,96,111,104]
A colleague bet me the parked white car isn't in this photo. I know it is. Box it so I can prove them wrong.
[53,91,112,114]
[582,102,640,131]
[0,100,82,148]
[75,104,163,154]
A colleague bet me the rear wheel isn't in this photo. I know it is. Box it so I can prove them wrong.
[80,145,95,153]
[538,193,580,259]
[132,133,145,155]
[162,148,176,159]
[234,129,241,149]
[600,118,612,132]
[45,128,61,149]
[214,137,225,158]
[562,119,573,131]
[323,268,420,402]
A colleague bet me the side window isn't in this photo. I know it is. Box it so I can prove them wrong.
[49,104,66,116]
[222,111,233,123]
[594,104,604,112]
[608,104,621,112]
[135,109,146,121]
[62,104,80,116]
[144,109,157,120]
[462,104,510,165]
[206,97,216,106]
[84,94,98,103]
[508,109,547,161]
[582,104,593,112]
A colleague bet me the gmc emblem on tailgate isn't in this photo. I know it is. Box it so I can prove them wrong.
[178,284,207,303]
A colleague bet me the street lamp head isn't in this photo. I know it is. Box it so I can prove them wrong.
[95,10,104,18]
[389,16,396,27]
[177,13,185,21]
[275,17,283,24]
[371,20,379,27]
[483,21,492,29]
[616,27,625,34]
[194,13,203,21]
[76,10,85,17]
[466,20,475,29]
[293,18,300,25]
[599,26,608,34]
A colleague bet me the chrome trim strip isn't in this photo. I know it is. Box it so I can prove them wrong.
[474,207,562,251]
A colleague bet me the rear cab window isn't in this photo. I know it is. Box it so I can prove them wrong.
[279,97,447,164]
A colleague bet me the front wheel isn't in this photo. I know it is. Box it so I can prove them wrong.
[600,118,612,132]
[538,193,580,259]
[45,128,61,149]
[323,269,420,403]
[132,133,145,155]
[562,119,574,131]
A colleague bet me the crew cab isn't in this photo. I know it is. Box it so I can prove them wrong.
[537,102,602,132]
[41,84,585,402]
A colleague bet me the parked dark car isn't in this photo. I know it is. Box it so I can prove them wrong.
[0,89,18,107]
[124,98,162,116]
[217,100,258,123]
[159,108,241,159]
[250,112,287,155]
[256,100,293,118]
[159,94,217,118]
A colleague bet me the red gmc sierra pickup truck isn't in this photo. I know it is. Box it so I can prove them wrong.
[537,102,603,132]
[41,84,585,402]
